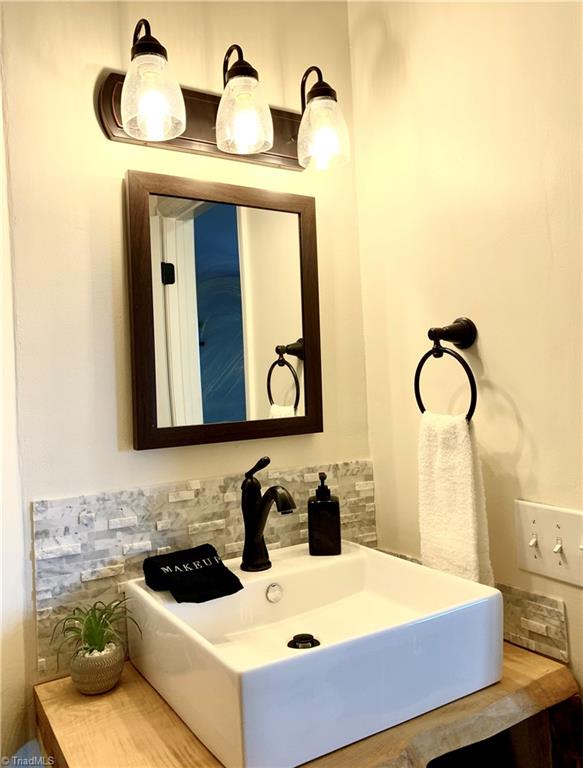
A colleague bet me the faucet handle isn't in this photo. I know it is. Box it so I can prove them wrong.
[245,456,271,479]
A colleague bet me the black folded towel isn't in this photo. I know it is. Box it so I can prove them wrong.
[143,544,243,603]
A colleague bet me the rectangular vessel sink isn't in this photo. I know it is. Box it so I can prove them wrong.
[127,542,503,768]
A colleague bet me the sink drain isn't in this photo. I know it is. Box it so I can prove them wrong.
[287,633,320,649]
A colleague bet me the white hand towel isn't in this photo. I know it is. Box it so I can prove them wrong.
[269,404,296,419]
[418,411,494,586]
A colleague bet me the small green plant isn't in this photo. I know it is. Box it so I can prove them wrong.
[50,597,141,663]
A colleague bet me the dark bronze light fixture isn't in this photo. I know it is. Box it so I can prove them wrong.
[99,23,350,171]
[120,19,186,142]
[216,44,273,155]
[298,66,350,170]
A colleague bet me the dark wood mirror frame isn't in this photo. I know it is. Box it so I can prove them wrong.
[125,170,323,449]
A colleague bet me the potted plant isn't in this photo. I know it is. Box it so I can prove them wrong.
[51,597,140,695]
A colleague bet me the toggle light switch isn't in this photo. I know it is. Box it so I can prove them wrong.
[515,500,583,586]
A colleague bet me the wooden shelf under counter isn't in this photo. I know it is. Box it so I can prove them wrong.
[35,642,582,768]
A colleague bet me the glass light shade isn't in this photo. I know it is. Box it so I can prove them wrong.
[121,54,186,142]
[298,96,350,171]
[216,76,273,155]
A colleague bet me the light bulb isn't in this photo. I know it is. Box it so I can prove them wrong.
[121,21,185,142]
[298,96,349,171]
[137,89,171,142]
[232,92,262,154]
[217,76,273,155]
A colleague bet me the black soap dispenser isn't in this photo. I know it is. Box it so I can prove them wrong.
[308,472,341,556]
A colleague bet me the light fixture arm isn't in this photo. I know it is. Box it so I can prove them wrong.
[300,65,337,113]
[132,18,151,46]
[222,44,258,87]
[223,44,244,86]
[300,66,323,113]
[130,18,167,60]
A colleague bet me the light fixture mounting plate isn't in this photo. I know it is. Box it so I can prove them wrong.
[97,71,302,171]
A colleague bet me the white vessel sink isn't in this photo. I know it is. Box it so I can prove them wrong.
[126,542,502,768]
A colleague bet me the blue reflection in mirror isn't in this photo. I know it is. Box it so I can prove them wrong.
[194,204,246,423]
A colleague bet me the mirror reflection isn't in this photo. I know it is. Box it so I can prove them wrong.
[149,195,304,427]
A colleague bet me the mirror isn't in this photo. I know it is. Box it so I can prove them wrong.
[126,171,322,449]
[150,196,305,426]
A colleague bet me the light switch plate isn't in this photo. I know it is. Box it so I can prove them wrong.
[515,499,583,587]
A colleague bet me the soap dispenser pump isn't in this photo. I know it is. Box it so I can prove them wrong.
[308,472,341,556]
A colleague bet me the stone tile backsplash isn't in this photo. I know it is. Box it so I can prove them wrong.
[497,583,569,663]
[32,463,570,678]
[32,459,376,677]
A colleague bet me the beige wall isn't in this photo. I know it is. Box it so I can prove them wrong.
[1,12,27,753]
[348,2,583,684]
[0,1,368,750]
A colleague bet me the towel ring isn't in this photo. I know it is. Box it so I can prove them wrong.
[414,341,477,421]
[267,348,300,412]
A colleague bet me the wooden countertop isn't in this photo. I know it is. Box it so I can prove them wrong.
[35,643,579,768]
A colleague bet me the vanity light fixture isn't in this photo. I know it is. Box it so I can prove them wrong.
[120,19,186,142]
[298,66,350,171]
[216,44,274,155]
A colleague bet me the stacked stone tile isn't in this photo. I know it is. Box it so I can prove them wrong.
[32,459,376,677]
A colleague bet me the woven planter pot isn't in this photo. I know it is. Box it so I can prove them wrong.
[70,643,125,695]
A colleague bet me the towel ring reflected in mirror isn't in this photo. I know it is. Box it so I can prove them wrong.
[267,349,301,412]
[414,342,478,422]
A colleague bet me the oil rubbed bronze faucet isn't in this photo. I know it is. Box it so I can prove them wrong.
[240,457,296,571]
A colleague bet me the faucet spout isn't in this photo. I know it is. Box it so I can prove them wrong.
[261,485,296,516]
[240,459,296,572]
